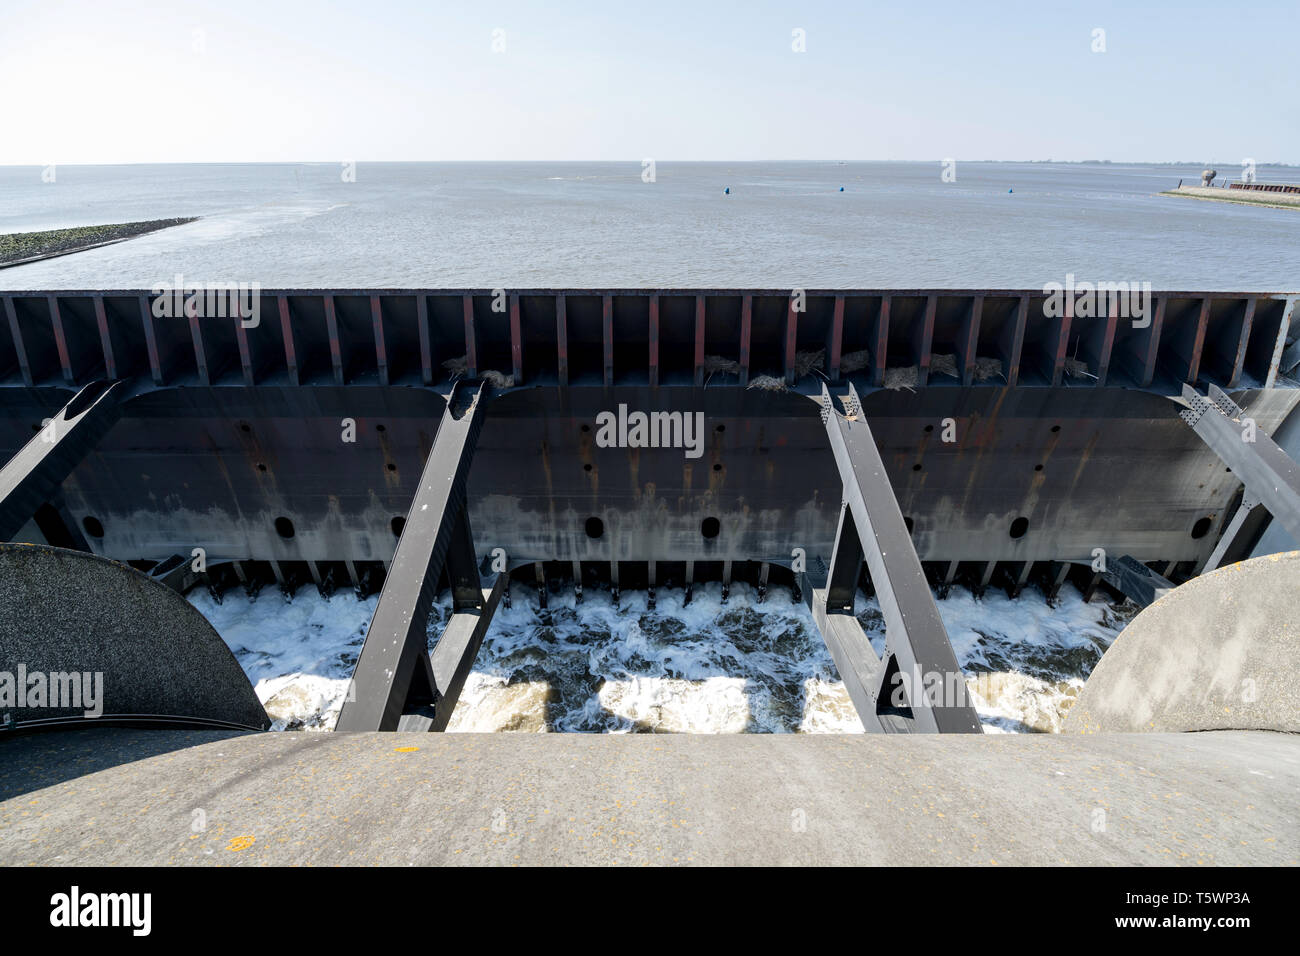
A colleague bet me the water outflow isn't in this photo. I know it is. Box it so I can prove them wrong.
[191,581,1134,735]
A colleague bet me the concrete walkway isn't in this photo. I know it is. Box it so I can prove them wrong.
[2,728,1296,866]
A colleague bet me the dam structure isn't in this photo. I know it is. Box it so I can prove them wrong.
[2,287,1299,865]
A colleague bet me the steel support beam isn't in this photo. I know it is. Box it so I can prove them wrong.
[0,381,123,541]
[1099,554,1175,607]
[335,384,493,732]
[805,384,981,734]
[1202,492,1263,573]
[1181,384,1300,545]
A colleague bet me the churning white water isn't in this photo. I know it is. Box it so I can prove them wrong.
[190,580,1134,735]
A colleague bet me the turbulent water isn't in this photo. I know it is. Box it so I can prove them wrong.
[190,581,1135,735]
[3,161,1299,290]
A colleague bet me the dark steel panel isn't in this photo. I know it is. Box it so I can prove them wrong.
[1002,294,1029,386]
[828,294,844,383]
[509,293,523,384]
[602,294,614,387]
[371,295,388,386]
[738,294,752,387]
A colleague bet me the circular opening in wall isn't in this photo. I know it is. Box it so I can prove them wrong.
[904,516,914,534]
[1009,516,1029,539]
[274,516,295,539]
[1050,425,1061,433]
[580,424,590,433]
[583,463,593,473]
[391,516,405,538]
[585,517,604,539]
[713,463,722,472]
[257,463,267,472]
[239,422,251,433]
[1034,464,1043,472]
[82,516,104,538]
[1191,516,1212,539]
[375,423,386,433]
[701,516,721,539]
[716,424,726,433]
[924,424,934,433]
[386,463,397,472]
[912,463,922,472]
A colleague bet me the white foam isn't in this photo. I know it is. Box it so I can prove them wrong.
[191,579,1129,734]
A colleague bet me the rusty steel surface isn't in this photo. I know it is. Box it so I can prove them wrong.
[0,289,1297,584]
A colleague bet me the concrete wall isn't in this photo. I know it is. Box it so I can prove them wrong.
[1067,551,1300,733]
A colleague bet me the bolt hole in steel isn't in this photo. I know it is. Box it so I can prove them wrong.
[1009,516,1029,539]
[1191,516,1213,539]
[715,424,725,433]
[82,516,105,538]
[275,516,295,538]
[390,516,405,537]
[924,424,934,433]
[580,424,590,433]
[375,424,386,433]
[257,463,267,472]
[701,516,721,539]
[585,516,604,539]
[713,463,722,472]
[912,463,922,472]
[239,422,251,433]
[386,463,396,472]
[1034,464,1044,472]
[1050,424,1061,433]
[583,463,593,472]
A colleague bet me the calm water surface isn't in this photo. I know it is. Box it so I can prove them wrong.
[2,161,1297,290]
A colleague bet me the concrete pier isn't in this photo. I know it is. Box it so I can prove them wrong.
[1,727,1296,866]
[1161,185,1300,209]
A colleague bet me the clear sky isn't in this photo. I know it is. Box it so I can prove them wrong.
[1,0,1296,165]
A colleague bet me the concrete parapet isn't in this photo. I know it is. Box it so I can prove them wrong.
[0,544,268,731]
[1067,551,1300,733]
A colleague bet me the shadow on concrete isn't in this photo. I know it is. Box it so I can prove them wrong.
[0,726,252,800]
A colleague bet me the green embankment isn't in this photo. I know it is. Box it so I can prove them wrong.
[0,217,199,266]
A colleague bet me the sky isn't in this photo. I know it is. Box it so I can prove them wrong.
[1,0,1296,165]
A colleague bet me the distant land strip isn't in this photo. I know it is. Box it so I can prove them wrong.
[0,217,199,268]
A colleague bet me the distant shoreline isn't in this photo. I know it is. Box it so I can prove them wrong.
[0,218,199,269]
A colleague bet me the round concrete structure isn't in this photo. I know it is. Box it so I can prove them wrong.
[0,543,267,731]
[1067,550,1300,734]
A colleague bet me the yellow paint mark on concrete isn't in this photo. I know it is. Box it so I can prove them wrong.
[395,746,420,753]
[226,835,255,852]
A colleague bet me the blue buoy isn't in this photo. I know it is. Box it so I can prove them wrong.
[839,186,844,192]
[1008,188,1013,193]
[724,187,730,195]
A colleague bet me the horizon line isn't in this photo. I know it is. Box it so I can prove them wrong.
[2,159,1297,169]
